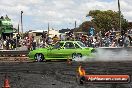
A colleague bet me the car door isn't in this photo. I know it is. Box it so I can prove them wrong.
[60,42,76,57]
[48,42,76,58]
[47,42,65,58]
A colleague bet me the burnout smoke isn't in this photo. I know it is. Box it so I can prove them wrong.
[73,48,132,62]
[94,48,132,61]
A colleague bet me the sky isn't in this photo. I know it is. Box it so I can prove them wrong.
[0,0,132,32]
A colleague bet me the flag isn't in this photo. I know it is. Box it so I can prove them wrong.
[89,27,94,36]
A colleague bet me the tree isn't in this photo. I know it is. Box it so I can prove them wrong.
[128,22,132,29]
[76,21,97,33]
[87,10,128,32]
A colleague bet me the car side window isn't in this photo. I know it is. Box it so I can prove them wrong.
[74,43,80,48]
[53,42,64,49]
[64,42,75,49]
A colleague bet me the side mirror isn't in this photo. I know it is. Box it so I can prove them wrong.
[62,47,65,49]
[58,47,64,50]
[61,47,65,49]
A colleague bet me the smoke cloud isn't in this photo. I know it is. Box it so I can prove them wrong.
[73,48,132,62]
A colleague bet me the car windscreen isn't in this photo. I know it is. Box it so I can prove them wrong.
[77,41,86,47]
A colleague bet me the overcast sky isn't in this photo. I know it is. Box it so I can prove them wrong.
[0,0,132,32]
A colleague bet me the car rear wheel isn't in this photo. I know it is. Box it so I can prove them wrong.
[34,53,45,62]
[77,53,82,58]
[72,53,77,59]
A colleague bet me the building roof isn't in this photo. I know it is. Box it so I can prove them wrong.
[29,30,44,33]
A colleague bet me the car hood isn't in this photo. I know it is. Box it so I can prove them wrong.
[84,47,94,50]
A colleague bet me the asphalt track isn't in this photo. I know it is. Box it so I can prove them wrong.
[0,48,131,88]
[0,61,132,88]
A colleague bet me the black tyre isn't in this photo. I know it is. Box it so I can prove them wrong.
[77,53,82,58]
[34,53,45,62]
[72,53,82,59]
[72,53,77,59]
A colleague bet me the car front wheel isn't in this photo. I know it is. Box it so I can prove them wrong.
[34,53,45,62]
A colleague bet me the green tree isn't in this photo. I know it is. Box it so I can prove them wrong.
[87,10,128,32]
[128,22,132,29]
[76,21,97,33]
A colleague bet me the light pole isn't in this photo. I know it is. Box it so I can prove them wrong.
[48,23,49,37]
[75,21,77,28]
[74,21,77,41]
[21,11,23,38]
[118,0,121,33]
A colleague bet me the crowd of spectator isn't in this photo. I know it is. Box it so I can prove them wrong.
[0,29,132,50]
[80,30,132,48]
[61,29,132,48]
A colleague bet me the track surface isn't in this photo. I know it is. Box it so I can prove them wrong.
[0,61,132,88]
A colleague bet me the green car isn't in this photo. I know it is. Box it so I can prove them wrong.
[28,41,96,61]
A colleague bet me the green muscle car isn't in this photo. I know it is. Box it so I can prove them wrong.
[28,41,96,61]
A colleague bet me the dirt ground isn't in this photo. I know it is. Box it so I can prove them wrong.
[0,61,131,88]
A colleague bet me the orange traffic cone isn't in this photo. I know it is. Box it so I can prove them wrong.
[2,76,10,88]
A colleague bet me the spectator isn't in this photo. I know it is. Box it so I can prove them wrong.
[6,37,10,50]
[128,35,132,46]
[26,38,31,50]
[32,40,36,50]
[124,35,130,47]
[46,37,53,45]
[52,35,59,44]
[118,36,124,47]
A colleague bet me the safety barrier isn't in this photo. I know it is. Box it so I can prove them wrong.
[0,50,29,57]
[0,50,30,62]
